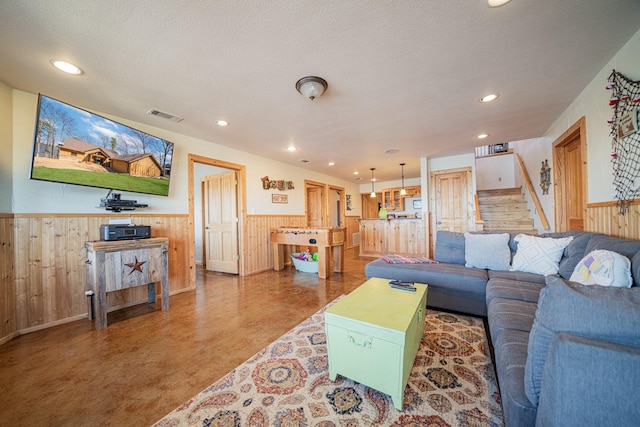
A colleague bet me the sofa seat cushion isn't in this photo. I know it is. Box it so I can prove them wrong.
[486,278,545,305]
[487,270,546,284]
[487,298,537,345]
[364,258,488,295]
[494,329,537,427]
[524,275,640,406]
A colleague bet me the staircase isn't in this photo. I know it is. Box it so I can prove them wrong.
[477,188,537,234]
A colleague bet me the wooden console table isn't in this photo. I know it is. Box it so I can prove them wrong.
[85,237,169,330]
[270,227,345,279]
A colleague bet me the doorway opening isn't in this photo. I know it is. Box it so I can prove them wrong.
[553,116,587,232]
[188,154,247,287]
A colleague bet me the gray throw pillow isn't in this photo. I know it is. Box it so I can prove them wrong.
[434,231,465,265]
[524,275,640,406]
[464,232,510,270]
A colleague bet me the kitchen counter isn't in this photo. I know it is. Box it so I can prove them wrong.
[359,218,427,257]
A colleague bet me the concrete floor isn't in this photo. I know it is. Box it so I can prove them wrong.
[0,248,370,427]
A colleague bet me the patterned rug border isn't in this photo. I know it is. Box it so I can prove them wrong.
[154,297,504,427]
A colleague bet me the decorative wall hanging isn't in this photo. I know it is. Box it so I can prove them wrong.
[346,194,353,211]
[272,194,288,204]
[539,159,551,195]
[607,70,640,214]
[261,176,294,191]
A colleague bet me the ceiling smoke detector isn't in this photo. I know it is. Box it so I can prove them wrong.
[147,108,184,123]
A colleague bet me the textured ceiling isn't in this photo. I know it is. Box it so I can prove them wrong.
[1,0,639,183]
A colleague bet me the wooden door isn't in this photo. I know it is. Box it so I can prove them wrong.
[564,137,584,230]
[203,171,239,274]
[306,185,325,227]
[553,117,587,232]
[430,167,473,252]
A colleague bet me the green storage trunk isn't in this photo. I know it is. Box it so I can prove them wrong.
[324,277,428,410]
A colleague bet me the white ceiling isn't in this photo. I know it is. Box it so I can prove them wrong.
[1,0,639,183]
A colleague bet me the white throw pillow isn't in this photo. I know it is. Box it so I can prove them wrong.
[511,234,573,276]
[464,232,511,270]
[569,249,633,287]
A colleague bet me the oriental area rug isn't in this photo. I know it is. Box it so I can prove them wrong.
[154,300,504,427]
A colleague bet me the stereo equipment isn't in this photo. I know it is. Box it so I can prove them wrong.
[100,224,151,241]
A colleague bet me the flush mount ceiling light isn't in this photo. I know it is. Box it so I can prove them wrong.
[295,76,328,100]
[488,0,511,7]
[480,93,499,103]
[50,59,83,75]
[328,162,335,166]
[478,133,489,139]
[287,146,297,152]
[370,168,377,198]
[216,120,229,127]
[400,163,407,196]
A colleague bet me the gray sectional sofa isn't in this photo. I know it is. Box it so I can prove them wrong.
[364,230,640,426]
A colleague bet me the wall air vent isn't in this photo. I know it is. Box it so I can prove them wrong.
[147,108,184,123]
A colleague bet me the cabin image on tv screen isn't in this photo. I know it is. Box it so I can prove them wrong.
[30,95,174,197]
[57,138,163,178]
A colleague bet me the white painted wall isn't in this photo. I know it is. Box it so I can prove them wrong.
[9,89,361,216]
[543,28,640,204]
[476,153,515,190]
[513,137,553,232]
[0,81,12,212]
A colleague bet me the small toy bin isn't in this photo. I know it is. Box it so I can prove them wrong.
[290,253,319,273]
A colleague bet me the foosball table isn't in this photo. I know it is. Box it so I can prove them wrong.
[270,227,346,279]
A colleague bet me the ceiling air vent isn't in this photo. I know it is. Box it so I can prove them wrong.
[147,108,183,123]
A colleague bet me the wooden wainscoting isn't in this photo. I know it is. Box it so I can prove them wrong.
[9,214,190,334]
[243,214,361,276]
[0,214,17,344]
[586,200,640,240]
[244,215,307,275]
[344,215,360,249]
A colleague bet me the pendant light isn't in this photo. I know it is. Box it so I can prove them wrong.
[400,163,407,196]
[370,168,376,198]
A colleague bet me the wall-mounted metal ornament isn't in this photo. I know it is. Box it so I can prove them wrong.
[540,159,551,195]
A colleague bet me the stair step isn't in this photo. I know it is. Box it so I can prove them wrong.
[481,212,532,220]
[478,194,526,203]
[483,228,538,235]
[480,205,529,212]
[477,187,522,197]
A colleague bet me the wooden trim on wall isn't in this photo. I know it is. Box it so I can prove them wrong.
[587,198,640,208]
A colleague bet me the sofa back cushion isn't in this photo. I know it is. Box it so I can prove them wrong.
[434,230,466,264]
[540,230,598,279]
[585,235,640,286]
[524,275,640,406]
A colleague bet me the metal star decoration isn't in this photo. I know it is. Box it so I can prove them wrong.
[125,256,146,274]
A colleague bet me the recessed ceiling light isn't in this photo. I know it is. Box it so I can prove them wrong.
[50,60,83,75]
[480,93,499,103]
[287,146,297,152]
[328,162,335,166]
[488,0,511,7]
[478,133,489,139]
[216,120,229,127]
[298,159,311,163]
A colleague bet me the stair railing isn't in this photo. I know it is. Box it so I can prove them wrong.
[515,153,550,231]
[474,194,484,231]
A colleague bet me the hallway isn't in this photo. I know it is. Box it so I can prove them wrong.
[0,248,369,426]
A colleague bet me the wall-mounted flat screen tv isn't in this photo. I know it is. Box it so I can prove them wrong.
[30,94,174,197]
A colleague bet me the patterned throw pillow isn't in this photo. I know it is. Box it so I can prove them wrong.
[511,234,573,276]
[569,249,633,287]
